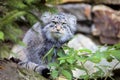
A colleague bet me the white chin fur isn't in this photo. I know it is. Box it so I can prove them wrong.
[45,31,73,43]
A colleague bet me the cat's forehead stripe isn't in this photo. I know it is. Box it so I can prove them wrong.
[52,14,67,22]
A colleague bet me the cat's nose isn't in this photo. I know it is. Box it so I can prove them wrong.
[56,25,61,31]
[56,28,60,31]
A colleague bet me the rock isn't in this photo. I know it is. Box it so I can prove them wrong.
[67,34,120,78]
[0,58,23,80]
[67,34,98,78]
[60,0,120,5]
[57,4,92,21]
[56,76,67,80]
[100,36,119,45]
[86,0,120,5]
[0,58,47,80]
[77,23,91,34]
[92,5,120,44]
[10,45,27,61]
[60,0,85,3]
[68,34,98,51]
[72,61,96,78]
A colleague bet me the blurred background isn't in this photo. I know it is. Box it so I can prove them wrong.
[0,0,120,80]
[0,0,120,57]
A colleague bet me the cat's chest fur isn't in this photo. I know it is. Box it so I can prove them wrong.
[33,39,62,64]
[39,39,63,57]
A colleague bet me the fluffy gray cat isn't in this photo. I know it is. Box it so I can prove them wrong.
[12,12,77,78]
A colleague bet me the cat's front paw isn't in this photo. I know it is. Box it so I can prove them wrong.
[41,68,50,78]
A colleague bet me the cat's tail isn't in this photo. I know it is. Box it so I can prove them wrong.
[10,57,50,78]
[18,61,50,78]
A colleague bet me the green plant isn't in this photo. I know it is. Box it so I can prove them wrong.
[0,0,61,58]
[48,43,120,80]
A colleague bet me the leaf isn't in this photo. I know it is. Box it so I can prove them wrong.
[59,60,65,64]
[111,50,120,61]
[51,70,59,79]
[80,75,89,80]
[106,56,114,62]
[0,31,4,40]
[78,56,87,63]
[88,53,101,63]
[24,0,34,5]
[8,0,27,9]
[42,46,54,60]
[58,56,68,60]
[57,48,66,57]
[46,0,61,5]
[17,41,26,46]
[48,62,59,67]
[0,10,26,27]
[3,24,22,42]
[61,70,72,80]
[66,58,75,64]
[79,48,92,54]
[0,46,10,58]
[62,46,74,51]
[26,13,37,25]
[93,66,105,78]
[113,43,120,49]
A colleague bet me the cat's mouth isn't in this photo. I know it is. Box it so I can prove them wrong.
[52,31,62,34]
[51,31,63,39]
[54,32,61,34]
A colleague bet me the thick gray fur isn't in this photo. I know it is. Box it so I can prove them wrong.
[19,12,77,75]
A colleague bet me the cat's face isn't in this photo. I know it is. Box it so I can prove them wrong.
[41,12,77,43]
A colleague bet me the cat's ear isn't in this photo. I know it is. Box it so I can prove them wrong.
[40,12,52,24]
[67,14,77,32]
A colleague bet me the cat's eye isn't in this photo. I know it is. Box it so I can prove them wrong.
[62,22,66,25]
[52,21,57,24]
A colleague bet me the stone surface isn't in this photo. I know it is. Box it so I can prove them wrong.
[61,0,120,5]
[86,0,120,5]
[68,35,120,78]
[57,3,92,21]
[67,34,98,78]
[68,34,98,51]
[76,23,91,34]
[0,59,22,80]
[0,58,47,80]
[92,5,120,44]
